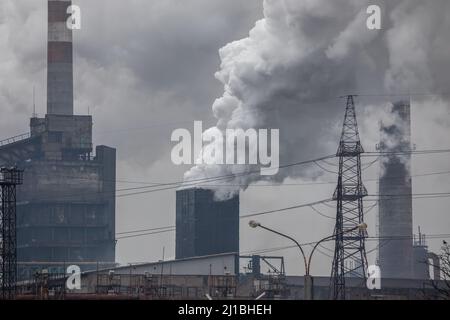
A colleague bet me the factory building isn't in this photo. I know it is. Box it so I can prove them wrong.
[411,228,442,280]
[0,0,116,279]
[16,253,444,300]
[378,100,414,279]
[175,188,239,259]
[412,230,429,279]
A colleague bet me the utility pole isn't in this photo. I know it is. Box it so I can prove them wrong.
[331,95,368,300]
[249,220,367,300]
[0,167,23,300]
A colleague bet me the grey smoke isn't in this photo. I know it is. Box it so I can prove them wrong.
[184,0,450,200]
[1,0,449,272]
[379,101,411,178]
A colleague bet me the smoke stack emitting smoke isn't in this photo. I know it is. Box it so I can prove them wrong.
[379,100,412,178]
[183,0,450,200]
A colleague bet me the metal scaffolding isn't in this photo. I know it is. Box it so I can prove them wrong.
[330,96,368,300]
[0,167,23,300]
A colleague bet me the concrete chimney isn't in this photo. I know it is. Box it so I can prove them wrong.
[378,100,414,279]
[47,0,73,115]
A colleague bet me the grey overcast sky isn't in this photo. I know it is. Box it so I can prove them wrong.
[1,0,450,276]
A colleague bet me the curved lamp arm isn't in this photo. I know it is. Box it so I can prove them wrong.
[258,225,308,275]
[307,234,336,275]
[307,224,367,275]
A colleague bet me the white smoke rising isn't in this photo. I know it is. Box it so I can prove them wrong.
[183,0,450,200]
[379,101,411,179]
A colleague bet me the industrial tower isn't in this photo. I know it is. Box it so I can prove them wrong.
[0,168,23,300]
[176,188,239,259]
[0,0,116,280]
[378,101,414,279]
[331,95,368,300]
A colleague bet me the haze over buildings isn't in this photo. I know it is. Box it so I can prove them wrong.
[0,0,449,281]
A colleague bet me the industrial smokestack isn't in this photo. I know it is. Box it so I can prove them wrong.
[47,0,73,115]
[378,100,414,279]
[175,188,239,259]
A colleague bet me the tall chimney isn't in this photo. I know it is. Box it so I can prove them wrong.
[47,0,73,115]
[378,100,414,279]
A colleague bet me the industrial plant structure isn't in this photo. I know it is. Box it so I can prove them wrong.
[14,252,444,300]
[377,100,439,280]
[378,100,414,279]
[0,0,116,280]
[0,0,446,302]
[175,188,239,259]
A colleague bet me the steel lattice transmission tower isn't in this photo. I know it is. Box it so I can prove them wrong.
[330,95,368,300]
[0,167,23,300]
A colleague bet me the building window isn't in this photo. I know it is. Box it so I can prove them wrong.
[48,131,63,143]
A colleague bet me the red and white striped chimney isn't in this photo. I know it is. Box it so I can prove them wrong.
[47,0,73,115]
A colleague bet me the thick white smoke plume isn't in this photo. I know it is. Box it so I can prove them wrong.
[379,101,411,178]
[183,0,450,200]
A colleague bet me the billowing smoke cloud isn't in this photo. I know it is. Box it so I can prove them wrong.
[379,101,411,178]
[183,0,450,200]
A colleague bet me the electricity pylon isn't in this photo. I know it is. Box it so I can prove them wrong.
[0,167,23,300]
[330,95,368,300]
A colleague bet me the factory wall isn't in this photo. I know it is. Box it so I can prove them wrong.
[16,145,116,280]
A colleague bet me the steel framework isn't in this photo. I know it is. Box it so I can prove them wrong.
[0,167,23,300]
[330,96,368,300]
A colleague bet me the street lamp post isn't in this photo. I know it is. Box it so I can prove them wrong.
[248,220,367,300]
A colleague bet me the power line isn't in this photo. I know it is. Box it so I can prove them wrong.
[115,155,336,198]
[22,166,450,205]
[22,147,450,187]
[92,92,450,139]
[117,149,450,192]
[363,148,450,157]
[318,158,338,167]
[313,161,338,174]
[116,225,175,235]
[169,168,450,188]
[365,202,378,215]
[117,165,450,198]
[115,198,334,240]
[354,92,450,98]
[366,234,450,241]
[240,233,450,257]
[366,192,450,198]
[115,192,450,239]
[89,91,450,137]
[240,199,332,219]
[21,154,335,203]
[309,205,335,220]
[115,228,176,240]
[362,157,380,170]
[14,148,450,205]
